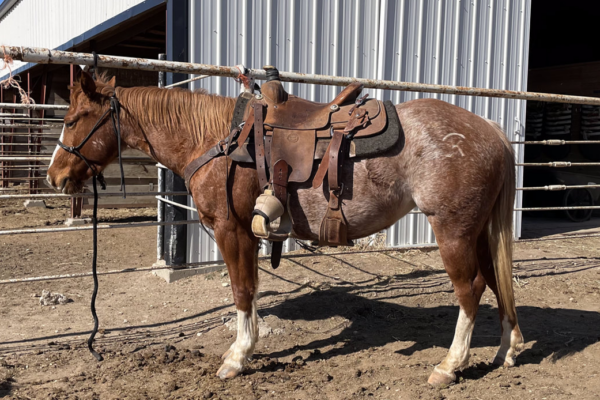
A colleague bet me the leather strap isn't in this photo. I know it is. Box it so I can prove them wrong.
[328,129,345,193]
[312,139,332,189]
[184,142,225,190]
[271,241,283,269]
[272,159,289,206]
[264,135,272,174]
[236,106,255,146]
[318,130,348,246]
[254,103,269,190]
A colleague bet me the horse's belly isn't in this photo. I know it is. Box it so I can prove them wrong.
[289,158,413,241]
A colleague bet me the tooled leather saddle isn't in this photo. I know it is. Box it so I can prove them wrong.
[184,66,401,267]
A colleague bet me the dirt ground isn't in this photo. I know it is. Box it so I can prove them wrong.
[1,198,600,399]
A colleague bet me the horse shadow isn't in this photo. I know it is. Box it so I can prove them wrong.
[256,268,600,380]
[0,374,14,398]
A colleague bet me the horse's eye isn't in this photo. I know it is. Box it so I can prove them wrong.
[65,121,76,129]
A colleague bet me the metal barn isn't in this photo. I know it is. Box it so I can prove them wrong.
[183,0,531,264]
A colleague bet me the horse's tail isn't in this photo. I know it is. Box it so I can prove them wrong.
[485,119,518,324]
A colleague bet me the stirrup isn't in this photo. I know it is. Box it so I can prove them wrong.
[251,190,292,241]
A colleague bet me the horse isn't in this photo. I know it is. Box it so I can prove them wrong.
[46,71,523,385]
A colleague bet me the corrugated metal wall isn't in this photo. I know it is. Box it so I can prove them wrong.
[0,0,146,73]
[186,0,531,263]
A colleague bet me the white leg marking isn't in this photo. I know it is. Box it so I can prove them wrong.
[220,298,258,376]
[493,315,523,367]
[434,308,475,377]
[47,125,65,187]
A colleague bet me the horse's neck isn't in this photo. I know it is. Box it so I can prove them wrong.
[118,90,230,177]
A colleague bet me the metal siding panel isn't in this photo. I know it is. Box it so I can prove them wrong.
[0,0,147,72]
[187,0,530,262]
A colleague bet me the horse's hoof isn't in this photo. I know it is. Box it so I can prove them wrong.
[492,356,515,368]
[216,364,242,379]
[427,368,456,386]
[221,348,232,360]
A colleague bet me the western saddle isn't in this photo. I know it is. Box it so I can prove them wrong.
[184,66,401,267]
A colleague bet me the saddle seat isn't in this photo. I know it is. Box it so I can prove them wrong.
[259,76,365,130]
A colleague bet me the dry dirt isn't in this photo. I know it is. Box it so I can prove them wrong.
[1,198,600,399]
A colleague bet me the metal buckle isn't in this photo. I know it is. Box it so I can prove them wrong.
[334,183,345,197]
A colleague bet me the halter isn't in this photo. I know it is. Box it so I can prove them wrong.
[57,94,126,195]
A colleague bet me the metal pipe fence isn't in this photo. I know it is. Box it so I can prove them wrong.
[0,123,61,129]
[510,140,600,145]
[0,191,188,200]
[0,102,68,111]
[1,46,600,287]
[0,220,199,237]
[3,45,600,105]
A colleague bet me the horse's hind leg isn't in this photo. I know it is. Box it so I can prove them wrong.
[476,233,524,367]
[214,226,260,379]
[427,219,487,386]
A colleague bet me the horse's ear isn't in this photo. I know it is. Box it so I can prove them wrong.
[79,70,96,96]
[107,76,116,88]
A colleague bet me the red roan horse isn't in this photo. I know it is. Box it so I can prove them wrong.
[47,71,523,385]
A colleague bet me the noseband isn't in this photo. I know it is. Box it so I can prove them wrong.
[57,94,125,194]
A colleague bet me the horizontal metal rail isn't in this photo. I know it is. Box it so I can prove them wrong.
[0,177,47,181]
[0,156,152,162]
[0,220,199,236]
[517,162,600,167]
[516,206,600,211]
[0,123,60,129]
[0,102,68,111]
[164,74,209,88]
[510,140,600,145]
[3,46,600,105]
[156,195,197,212]
[518,184,600,191]
[0,113,28,117]
[3,117,64,122]
[0,262,226,284]
[0,133,59,137]
[0,191,189,199]
[0,142,57,145]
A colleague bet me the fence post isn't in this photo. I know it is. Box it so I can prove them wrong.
[163,0,189,267]
[156,53,166,262]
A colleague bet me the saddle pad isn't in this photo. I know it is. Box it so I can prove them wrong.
[270,129,316,183]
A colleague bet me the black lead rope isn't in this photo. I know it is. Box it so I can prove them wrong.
[88,174,103,361]
[58,91,125,362]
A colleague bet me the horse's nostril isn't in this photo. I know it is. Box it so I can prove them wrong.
[59,177,69,191]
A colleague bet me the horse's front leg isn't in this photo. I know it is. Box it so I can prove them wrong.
[214,224,260,379]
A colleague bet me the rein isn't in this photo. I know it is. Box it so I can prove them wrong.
[58,92,125,362]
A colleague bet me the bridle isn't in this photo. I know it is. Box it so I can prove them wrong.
[57,85,126,362]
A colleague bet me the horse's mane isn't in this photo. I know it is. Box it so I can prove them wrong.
[73,73,236,145]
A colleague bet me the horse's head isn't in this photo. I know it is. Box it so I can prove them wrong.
[47,70,119,194]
